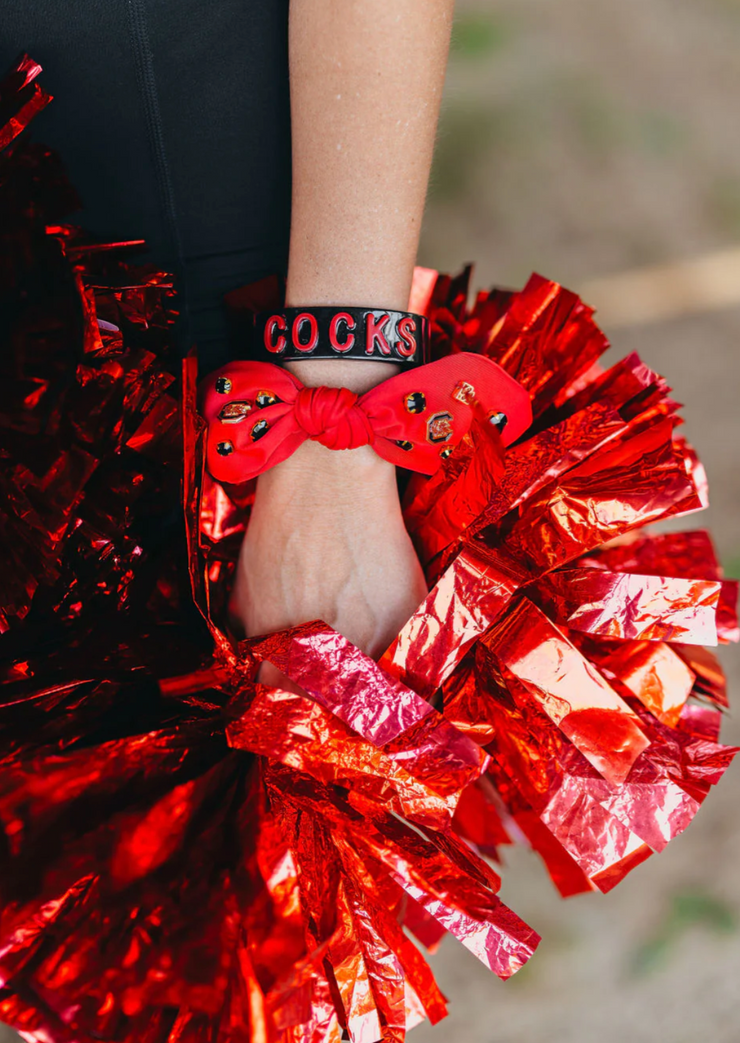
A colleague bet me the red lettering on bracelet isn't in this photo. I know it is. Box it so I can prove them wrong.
[395,315,418,358]
[292,312,319,353]
[264,315,287,353]
[365,313,391,355]
[329,311,356,352]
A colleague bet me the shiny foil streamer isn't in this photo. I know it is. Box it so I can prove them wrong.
[484,598,651,786]
[0,54,52,151]
[533,567,722,645]
[0,54,737,1043]
[380,545,529,698]
[590,640,696,727]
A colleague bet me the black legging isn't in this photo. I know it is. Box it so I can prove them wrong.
[1,0,292,370]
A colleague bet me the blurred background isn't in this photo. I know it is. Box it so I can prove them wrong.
[414,1,740,1041]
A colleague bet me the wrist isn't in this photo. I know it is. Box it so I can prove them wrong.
[284,357,399,394]
[284,272,411,315]
[254,438,398,509]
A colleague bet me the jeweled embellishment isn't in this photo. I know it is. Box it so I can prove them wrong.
[405,391,426,414]
[452,381,476,405]
[488,411,508,432]
[395,439,414,451]
[214,376,232,394]
[256,390,280,408]
[216,441,234,456]
[251,419,270,441]
[218,401,253,424]
[440,446,453,459]
[427,411,453,444]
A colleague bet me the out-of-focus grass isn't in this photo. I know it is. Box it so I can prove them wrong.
[430,91,687,205]
[711,0,740,20]
[548,74,627,158]
[628,890,737,976]
[724,554,740,579]
[706,177,740,238]
[571,93,623,157]
[552,74,687,160]
[635,110,686,158]
[432,46,691,206]
[450,12,511,60]
[429,103,514,201]
[429,11,516,201]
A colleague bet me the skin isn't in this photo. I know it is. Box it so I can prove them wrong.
[232,0,455,658]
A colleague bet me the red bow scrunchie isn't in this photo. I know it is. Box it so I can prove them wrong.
[202,353,532,484]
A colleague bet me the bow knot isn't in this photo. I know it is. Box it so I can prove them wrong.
[293,386,375,450]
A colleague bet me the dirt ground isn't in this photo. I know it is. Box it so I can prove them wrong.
[3,2,739,1041]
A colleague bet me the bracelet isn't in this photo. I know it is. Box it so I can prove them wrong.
[202,353,532,484]
[251,306,429,367]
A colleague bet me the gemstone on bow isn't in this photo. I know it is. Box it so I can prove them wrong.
[251,419,270,441]
[404,391,426,414]
[427,411,453,444]
[395,439,413,451]
[216,441,234,456]
[256,390,280,408]
[488,410,508,432]
[452,381,476,405]
[214,376,232,394]
[218,401,253,424]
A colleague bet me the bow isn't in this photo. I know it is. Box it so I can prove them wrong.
[202,353,532,484]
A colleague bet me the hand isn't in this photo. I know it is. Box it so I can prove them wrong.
[231,437,428,659]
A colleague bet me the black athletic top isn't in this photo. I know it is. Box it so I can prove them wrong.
[1,0,292,369]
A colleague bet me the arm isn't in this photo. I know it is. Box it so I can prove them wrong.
[286,0,452,333]
[233,0,455,656]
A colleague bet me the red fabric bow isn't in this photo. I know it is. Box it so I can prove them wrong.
[202,353,532,484]
[292,385,375,449]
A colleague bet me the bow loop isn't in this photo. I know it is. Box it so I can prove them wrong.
[294,386,375,450]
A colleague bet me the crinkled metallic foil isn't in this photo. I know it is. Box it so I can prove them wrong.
[0,54,52,151]
[591,640,695,727]
[0,54,737,1043]
[380,546,529,698]
[484,598,650,786]
[533,567,722,645]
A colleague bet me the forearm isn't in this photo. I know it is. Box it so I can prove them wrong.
[237,0,450,646]
[285,0,454,394]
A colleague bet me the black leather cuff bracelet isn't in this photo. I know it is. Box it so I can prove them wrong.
[251,307,429,368]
